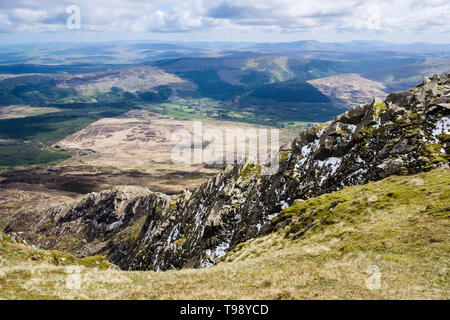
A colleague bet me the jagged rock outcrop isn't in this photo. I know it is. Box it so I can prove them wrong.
[5,74,450,271]
[5,186,172,257]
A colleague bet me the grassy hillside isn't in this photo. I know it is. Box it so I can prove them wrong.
[176,70,246,100]
[236,78,342,124]
[0,75,76,106]
[247,80,330,103]
[1,169,448,299]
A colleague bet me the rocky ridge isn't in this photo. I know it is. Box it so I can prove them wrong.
[5,74,450,271]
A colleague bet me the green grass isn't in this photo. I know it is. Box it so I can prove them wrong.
[0,233,111,269]
[275,169,449,241]
[141,103,207,120]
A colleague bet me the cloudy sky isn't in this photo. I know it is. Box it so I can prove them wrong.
[0,0,449,43]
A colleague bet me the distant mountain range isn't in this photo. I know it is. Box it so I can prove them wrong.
[0,44,449,125]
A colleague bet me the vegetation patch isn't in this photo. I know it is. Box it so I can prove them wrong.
[373,102,386,120]
[0,142,70,167]
[248,80,331,103]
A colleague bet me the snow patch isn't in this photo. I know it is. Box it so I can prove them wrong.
[207,241,230,261]
[317,157,342,173]
[316,157,342,184]
[432,116,450,138]
[347,124,357,133]
[265,212,279,221]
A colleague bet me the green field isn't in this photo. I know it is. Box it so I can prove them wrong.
[141,103,208,120]
[141,100,327,127]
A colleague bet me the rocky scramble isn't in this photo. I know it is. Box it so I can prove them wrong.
[4,74,450,271]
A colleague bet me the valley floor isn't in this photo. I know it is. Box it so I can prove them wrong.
[0,110,300,199]
[0,169,449,299]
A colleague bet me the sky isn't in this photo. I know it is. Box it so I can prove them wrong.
[0,0,449,44]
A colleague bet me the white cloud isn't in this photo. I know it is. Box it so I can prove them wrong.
[0,0,448,40]
[0,12,13,32]
[10,8,48,22]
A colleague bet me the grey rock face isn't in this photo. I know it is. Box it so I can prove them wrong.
[5,74,450,271]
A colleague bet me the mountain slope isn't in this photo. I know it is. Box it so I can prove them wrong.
[1,169,449,299]
[307,73,388,107]
[246,80,331,103]
[4,74,450,272]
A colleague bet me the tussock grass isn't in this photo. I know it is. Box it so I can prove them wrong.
[1,169,449,299]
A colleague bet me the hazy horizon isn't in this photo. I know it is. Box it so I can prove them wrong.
[1,36,450,46]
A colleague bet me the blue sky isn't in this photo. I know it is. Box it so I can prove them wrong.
[0,0,449,43]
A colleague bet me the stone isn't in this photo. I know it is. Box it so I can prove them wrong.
[377,159,404,177]
[5,74,450,272]
[280,140,293,151]
[346,104,367,124]
[438,103,450,110]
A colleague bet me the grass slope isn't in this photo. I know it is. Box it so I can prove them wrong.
[0,169,448,299]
